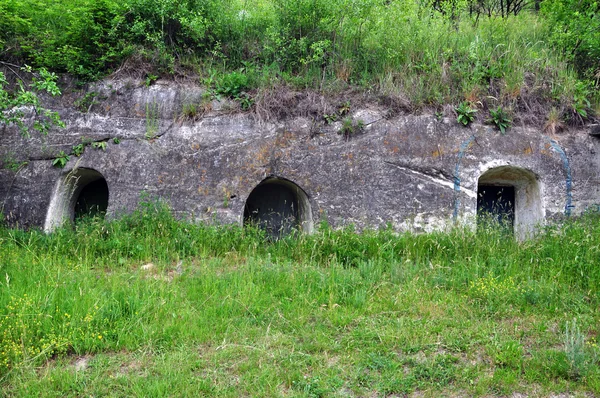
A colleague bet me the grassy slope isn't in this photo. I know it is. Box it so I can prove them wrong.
[1,203,600,396]
[1,0,598,126]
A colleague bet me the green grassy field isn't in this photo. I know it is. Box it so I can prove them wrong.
[1,202,600,396]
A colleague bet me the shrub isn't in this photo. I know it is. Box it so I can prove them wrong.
[455,101,477,126]
[488,107,511,133]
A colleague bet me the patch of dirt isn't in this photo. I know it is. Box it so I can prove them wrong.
[72,355,92,372]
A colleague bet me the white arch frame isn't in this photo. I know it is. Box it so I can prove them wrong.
[477,165,543,239]
[44,168,109,232]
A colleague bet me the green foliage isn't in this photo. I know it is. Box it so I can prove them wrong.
[488,107,511,134]
[0,67,65,136]
[236,92,254,110]
[569,81,593,123]
[74,92,99,113]
[0,0,597,120]
[71,143,85,157]
[2,205,600,393]
[542,0,600,79]
[214,70,249,98]
[563,319,599,379]
[455,101,477,126]
[1,153,27,172]
[145,101,159,139]
[323,113,338,124]
[52,151,70,168]
[338,117,365,139]
[91,141,107,151]
[144,74,158,87]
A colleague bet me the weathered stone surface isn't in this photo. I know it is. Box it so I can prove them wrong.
[1,80,599,235]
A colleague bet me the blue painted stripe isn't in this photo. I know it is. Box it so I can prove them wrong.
[545,137,574,216]
[453,135,475,220]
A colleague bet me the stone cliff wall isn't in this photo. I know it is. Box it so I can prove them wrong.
[1,80,599,237]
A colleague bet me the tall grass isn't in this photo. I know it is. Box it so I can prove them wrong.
[1,200,600,381]
[1,0,596,115]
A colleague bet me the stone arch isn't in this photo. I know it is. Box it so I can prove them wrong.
[243,176,313,238]
[44,168,109,232]
[477,165,543,239]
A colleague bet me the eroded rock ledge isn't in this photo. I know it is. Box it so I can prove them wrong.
[2,80,599,238]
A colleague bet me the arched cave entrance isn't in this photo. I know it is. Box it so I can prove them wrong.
[44,168,109,232]
[243,177,313,238]
[477,166,542,239]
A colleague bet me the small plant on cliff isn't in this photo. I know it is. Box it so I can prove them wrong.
[0,66,65,137]
[338,118,365,139]
[181,103,199,120]
[338,101,351,116]
[489,107,511,134]
[145,102,159,139]
[52,151,70,168]
[236,92,254,110]
[74,91,98,113]
[2,154,27,172]
[91,141,107,151]
[544,107,565,135]
[215,70,249,98]
[323,113,338,124]
[456,101,477,126]
[72,143,85,157]
[145,74,158,87]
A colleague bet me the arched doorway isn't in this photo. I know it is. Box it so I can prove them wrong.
[477,166,542,239]
[44,168,109,231]
[243,177,312,238]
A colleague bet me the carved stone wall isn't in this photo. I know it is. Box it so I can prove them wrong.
[1,80,599,235]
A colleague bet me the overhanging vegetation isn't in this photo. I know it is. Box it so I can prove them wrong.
[0,0,598,126]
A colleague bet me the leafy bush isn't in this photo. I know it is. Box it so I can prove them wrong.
[455,101,477,126]
[0,67,64,136]
[215,70,249,98]
[489,107,511,133]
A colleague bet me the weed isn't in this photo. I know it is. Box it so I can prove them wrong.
[215,70,249,98]
[544,107,564,135]
[324,101,355,127]
[456,101,477,126]
[71,143,85,157]
[74,91,98,113]
[488,107,511,134]
[323,113,338,124]
[338,117,364,139]
[145,74,158,87]
[564,319,591,379]
[2,154,28,171]
[52,151,70,168]
[145,101,159,139]
[181,103,198,119]
[489,337,524,370]
[91,141,107,151]
[338,101,351,116]
[236,92,254,110]
[112,137,121,144]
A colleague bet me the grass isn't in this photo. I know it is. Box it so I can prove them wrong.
[1,0,598,125]
[1,201,600,396]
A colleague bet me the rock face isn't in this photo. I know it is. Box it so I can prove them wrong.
[1,79,600,238]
